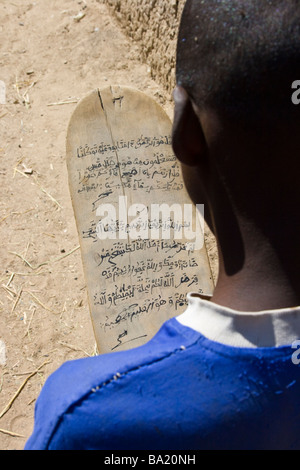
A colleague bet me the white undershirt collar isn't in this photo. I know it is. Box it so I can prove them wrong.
[176,293,300,348]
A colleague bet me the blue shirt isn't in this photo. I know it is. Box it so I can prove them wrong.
[25,317,300,450]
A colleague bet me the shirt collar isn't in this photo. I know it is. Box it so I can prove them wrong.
[176,293,300,348]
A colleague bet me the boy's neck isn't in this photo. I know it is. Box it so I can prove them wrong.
[212,272,300,312]
[211,225,300,312]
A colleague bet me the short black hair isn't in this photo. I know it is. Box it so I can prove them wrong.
[176,0,300,122]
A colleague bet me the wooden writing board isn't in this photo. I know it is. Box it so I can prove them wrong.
[66,86,214,353]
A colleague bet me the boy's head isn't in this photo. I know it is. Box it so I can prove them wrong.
[172,0,300,246]
[175,0,300,121]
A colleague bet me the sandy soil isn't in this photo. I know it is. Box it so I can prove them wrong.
[0,0,180,450]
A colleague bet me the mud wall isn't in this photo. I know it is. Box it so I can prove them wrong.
[99,0,186,97]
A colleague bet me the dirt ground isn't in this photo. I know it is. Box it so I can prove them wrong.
[0,0,218,451]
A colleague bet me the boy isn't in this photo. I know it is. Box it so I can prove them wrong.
[25,0,300,450]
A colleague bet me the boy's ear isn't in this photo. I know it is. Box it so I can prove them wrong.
[172,86,207,166]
